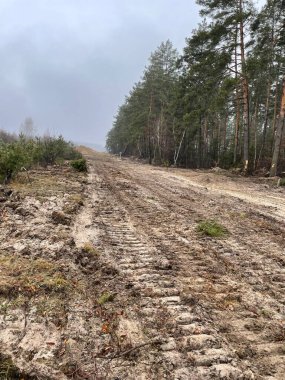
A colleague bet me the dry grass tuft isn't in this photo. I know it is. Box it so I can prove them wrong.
[0,254,70,298]
[82,242,99,256]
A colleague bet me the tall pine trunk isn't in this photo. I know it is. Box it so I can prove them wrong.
[252,100,259,170]
[234,26,240,165]
[147,93,153,164]
[240,0,250,173]
[257,82,271,166]
[270,78,285,177]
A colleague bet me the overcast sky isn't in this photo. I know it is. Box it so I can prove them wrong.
[0,0,265,147]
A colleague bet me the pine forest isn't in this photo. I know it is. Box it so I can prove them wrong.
[106,0,285,175]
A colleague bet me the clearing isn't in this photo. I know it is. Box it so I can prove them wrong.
[1,150,285,380]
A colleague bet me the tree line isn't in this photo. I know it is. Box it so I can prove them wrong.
[106,0,285,175]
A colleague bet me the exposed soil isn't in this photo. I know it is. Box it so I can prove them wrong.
[1,151,285,379]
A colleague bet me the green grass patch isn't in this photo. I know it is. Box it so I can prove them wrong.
[197,220,228,237]
[97,292,115,305]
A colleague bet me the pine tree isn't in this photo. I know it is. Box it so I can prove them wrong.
[106,41,179,164]
[198,0,256,171]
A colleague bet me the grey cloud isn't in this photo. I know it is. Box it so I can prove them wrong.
[0,1,201,145]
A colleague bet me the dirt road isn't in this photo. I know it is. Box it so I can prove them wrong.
[78,151,285,379]
[2,151,284,379]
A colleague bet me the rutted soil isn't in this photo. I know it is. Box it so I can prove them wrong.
[1,151,285,379]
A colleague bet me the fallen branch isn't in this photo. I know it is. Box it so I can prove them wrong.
[110,338,163,359]
[99,338,164,360]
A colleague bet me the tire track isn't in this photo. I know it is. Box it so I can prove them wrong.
[87,153,285,379]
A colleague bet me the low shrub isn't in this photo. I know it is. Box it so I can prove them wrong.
[70,158,87,172]
[0,138,33,183]
[0,130,85,183]
[34,135,82,167]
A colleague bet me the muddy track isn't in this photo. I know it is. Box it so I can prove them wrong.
[85,152,285,380]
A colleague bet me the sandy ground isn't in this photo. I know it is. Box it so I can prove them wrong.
[81,152,285,379]
[1,151,285,379]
